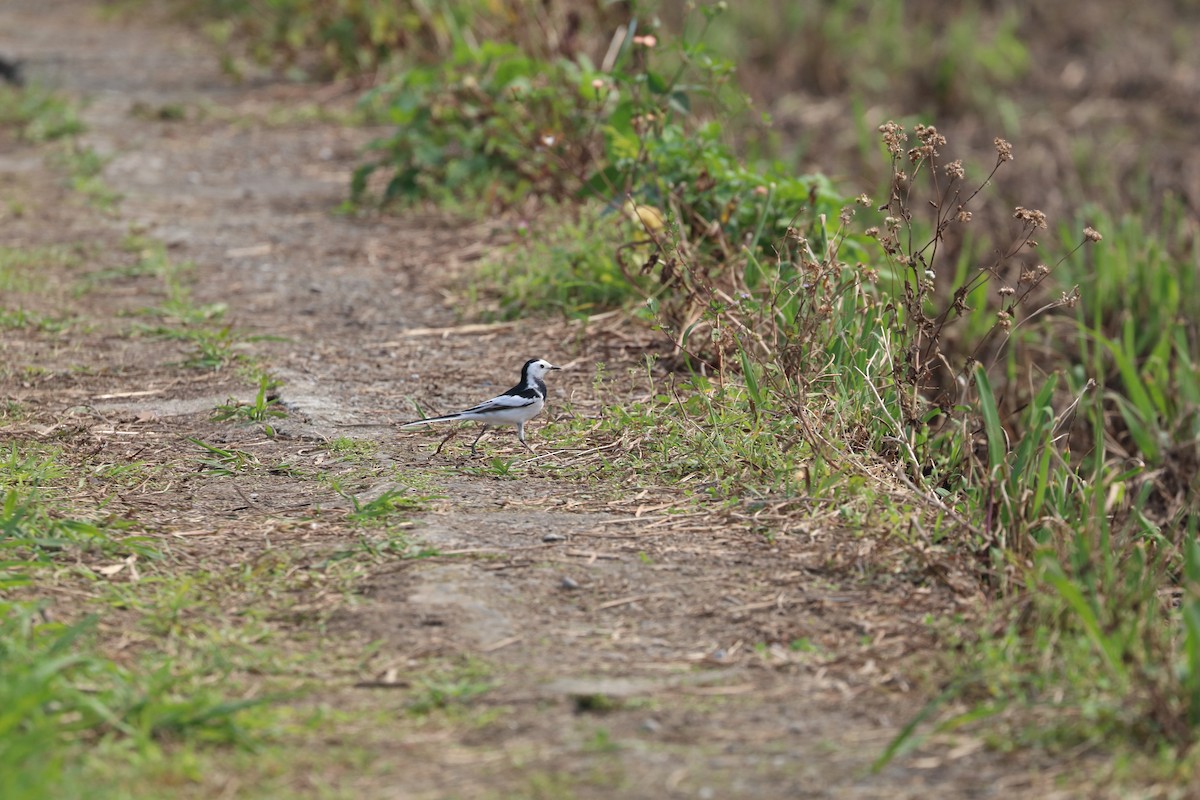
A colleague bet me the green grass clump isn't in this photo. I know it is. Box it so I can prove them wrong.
[0,442,274,798]
[0,604,265,800]
[213,374,287,434]
[0,445,159,588]
[0,246,81,294]
[0,85,84,143]
[498,113,1200,771]
[354,4,740,211]
[476,205,634,319]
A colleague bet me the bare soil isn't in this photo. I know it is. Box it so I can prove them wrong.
[1,3,1099,798]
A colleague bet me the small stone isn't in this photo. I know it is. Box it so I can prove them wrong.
[560,576,580,590]
[640,718,661,733]
[542,532,566,543]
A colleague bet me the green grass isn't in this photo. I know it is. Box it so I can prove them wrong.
[474,204,637,319]
[405,658,494,716]
[464,112,1200,782]
[49,143,122,210]
[212,374,287,433]
[123,243,284,372]
[0,85,84,142]
[0,307,77,333]
[0,603,274,800]
[12,0,1200,791]
[0,423,451,799]
[0,443,275,799]
[325,437,379,462]
[187,438,260,475]
[0,245,82,293]
[0,444,159,589]
[322,479,443,562]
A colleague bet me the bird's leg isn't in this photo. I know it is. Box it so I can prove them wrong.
[516,422,535,453]
[433,426,460,456]
[469,425,490,456]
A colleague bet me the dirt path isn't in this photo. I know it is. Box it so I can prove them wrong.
[1,3,1079,798]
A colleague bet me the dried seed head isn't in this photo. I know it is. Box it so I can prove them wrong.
[994,137,1014,162]
[915,123,946,147]
[998,286,1016,297]
[856,193,871,206]
[956,208,973,223]
[1083,226,1103,243]
[945,160,965,179]
[1014,206,1048,229]
[865,226,880,238]
[840,207,854,225]
[907,125,947,162]
[997,310,1012,330]
[879,121,908,157]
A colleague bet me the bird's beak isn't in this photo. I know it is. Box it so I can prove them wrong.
[549,364,562,370]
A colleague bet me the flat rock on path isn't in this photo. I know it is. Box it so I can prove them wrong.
[1,3,1067,798]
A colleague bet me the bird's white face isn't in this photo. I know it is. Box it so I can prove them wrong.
[526,359,560,380]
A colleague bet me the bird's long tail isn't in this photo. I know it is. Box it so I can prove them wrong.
[399,413,463,429]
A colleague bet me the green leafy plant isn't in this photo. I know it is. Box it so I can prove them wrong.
[355,4,740,210]
[213,374,287,434]
[354,40,606,206]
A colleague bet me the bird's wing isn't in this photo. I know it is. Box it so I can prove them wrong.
[461,393,539,415]
[400,388,542,428]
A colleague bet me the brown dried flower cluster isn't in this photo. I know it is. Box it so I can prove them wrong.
[994,137,1014,162]
[1019,264,1050,283]
[878,121,908,157]
[1014,206,1048,229]
[1083,226,1103,243]
[944,159,965,179]
[908,123,947,163]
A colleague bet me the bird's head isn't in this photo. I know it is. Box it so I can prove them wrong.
[523,358,561,381]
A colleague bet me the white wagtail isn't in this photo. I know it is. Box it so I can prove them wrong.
[401,358,560,454]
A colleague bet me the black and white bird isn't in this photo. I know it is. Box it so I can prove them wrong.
[401,358,560,454]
